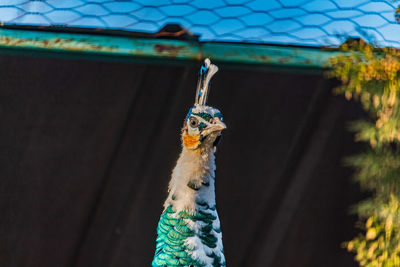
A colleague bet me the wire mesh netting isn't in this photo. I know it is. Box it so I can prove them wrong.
[0,0,400,47]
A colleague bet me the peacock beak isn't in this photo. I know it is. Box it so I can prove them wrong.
[211,117,226,131]
[202,117,226,136]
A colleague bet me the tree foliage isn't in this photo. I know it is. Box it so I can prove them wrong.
[328,40,400,266]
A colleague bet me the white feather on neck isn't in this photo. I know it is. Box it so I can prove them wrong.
[164,146,216,213]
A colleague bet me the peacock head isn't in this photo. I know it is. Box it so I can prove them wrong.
[181,59,226,150]
[182,105,225,150]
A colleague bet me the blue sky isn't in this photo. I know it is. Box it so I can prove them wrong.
[0,0,399,47]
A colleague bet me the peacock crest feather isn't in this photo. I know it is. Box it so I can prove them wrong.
[152,59,226,267]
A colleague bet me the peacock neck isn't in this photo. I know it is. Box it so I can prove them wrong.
[164,146,217,213]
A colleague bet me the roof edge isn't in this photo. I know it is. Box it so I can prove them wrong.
[0,28,340,70]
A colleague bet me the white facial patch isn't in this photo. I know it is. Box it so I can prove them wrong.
[187,115,211,136]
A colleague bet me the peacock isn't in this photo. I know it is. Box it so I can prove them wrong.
[152,59,226,267]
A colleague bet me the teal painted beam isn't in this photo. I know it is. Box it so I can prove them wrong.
[0,28,199,60]
[202,42,339,69]
[0,28,339,69]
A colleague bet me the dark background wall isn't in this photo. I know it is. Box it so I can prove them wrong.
[0,53,365,267]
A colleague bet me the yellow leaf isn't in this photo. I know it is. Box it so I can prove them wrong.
[345,91,352,100]
[366,217,373,228]
[347,241,354,251]
[373,95,380,107]
[366,228,377,240]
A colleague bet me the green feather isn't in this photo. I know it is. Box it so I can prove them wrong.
[201,224,213,234]
[175,223,194,236]
[152,206,225,267]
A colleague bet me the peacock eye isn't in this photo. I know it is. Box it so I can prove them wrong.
[189,117,199,128]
